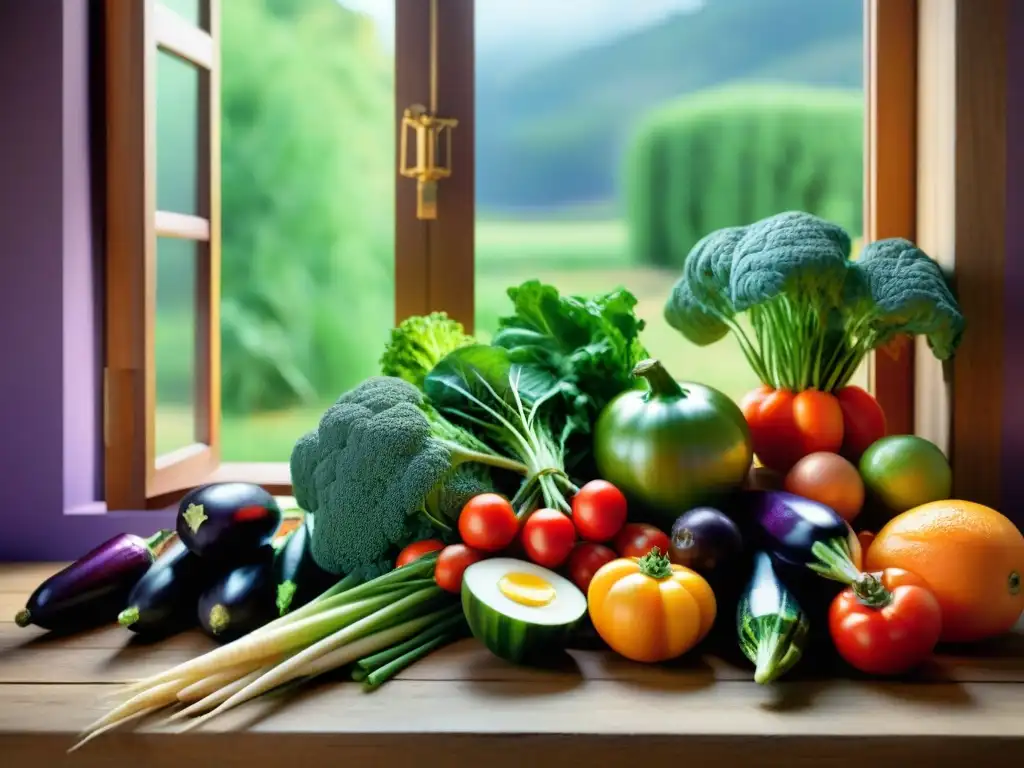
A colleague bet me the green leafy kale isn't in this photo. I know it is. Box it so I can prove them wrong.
[490,281,649,458]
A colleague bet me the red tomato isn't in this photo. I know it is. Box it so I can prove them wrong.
[565,542,617,594]
[434,544,486,593]
[395,538,444,568]
[836,385,887,462]
[741,386,844,472]
[572,480,628,542]
[458,494,518,553]
[521,508,576,568]
[612,522,671,559]
[829,568,942,676]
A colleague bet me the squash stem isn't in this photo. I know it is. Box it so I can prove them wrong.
[633,359,686,399]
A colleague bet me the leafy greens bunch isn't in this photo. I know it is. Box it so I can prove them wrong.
[426,281,648,516]
[290,285,648,577]
[664,211,964,392]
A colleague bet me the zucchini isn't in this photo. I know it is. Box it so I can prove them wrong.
[737,551,810,684]
[461,559,587,665]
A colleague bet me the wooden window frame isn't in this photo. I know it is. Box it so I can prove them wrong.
[103,0,1004,509]
[104,0,221,510]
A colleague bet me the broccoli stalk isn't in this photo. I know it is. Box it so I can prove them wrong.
[664,211,965,393]
[380,312,474,389]
[289,376,528,579]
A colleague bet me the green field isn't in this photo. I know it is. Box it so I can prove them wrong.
[155,218,864,462]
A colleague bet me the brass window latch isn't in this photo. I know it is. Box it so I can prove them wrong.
[398,0,456,220]
[400,105,458,220]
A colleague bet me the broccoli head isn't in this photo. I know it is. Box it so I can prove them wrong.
[665,226,747,346]
[289,376,526,578]
[380,312,474,389]
[730,211,852,312]
[851,238,965,360]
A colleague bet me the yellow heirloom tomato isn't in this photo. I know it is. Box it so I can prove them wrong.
[587,547,716,662]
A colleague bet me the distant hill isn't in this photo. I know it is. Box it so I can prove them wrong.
[476,0,863,212]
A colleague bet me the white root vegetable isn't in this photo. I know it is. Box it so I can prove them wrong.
[67,704,165,754]
[124,589,408,691]
[164,666,271,724]
[72,677,185,751]
[178,592,443,733]
[176,658,278,704]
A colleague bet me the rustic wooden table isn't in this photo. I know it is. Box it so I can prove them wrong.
[1,562,1022,766]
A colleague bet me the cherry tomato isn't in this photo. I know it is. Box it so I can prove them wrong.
[836,385,887,462]
[458,494,518,553]
[395,538,444,568]
[434,544,486,593]
[571,480,628,542]
[612,522,671,559]
[565,542,617,594]
[829,568,942,676]
[521,508,576,568]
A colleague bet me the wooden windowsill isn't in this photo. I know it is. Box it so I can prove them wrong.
[1,564,1022,765]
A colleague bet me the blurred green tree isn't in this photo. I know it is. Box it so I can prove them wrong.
[219,0,394,414]
[624,85,863,269]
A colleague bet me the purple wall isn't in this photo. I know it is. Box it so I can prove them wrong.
[0,0,173,561]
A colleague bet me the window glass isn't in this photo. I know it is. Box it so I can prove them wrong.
[218,0,395,461]
[156,50,201,216]
[474,0,867,403]
[155,237,198,456]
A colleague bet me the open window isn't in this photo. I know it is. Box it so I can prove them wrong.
[104,0,221,509]
[102,0,1001,510]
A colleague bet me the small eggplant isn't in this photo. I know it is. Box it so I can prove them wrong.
[15,530,175,632]
[177,482,282,562]
[668,506,743,574]
[749,491,862,584]
[198,553,277,643]
[118,539,220,637]
[272,516,337,616]
[737,551,810,684]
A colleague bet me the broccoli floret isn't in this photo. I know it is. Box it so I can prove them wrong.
[289,376,526,578]
[380,312,473,389]
[850,238,965,360]
[730,211,851,312]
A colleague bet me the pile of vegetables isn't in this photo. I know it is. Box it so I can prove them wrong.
[664,211,964,470]
[13,226,1022,752]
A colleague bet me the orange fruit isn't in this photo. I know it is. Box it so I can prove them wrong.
[865,500,1024,642]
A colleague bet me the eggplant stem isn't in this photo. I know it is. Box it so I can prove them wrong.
[143,528,177,554]
[14,610,30,628]
[808,538,862,585]
[118,606,140,628]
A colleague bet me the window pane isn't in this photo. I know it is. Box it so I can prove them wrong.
[155,238,198,456]
[474,0,866,404]
[218,0,395,462]
[156,50,200,215]
[159,0,202,27]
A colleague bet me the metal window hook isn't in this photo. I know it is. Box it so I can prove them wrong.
[399,0,458,220]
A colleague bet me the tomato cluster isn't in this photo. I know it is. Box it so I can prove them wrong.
[396,479,676,594]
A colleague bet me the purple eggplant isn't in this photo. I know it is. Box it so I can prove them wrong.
[750,491,862,585]
[14,530,174,632]
[118,539,222,637]
[176,482,282,562]
[199,552,277,643]
[272,516,337,616]
[668,506,744,574]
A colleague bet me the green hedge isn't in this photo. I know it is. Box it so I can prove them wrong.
[625,85,863,269]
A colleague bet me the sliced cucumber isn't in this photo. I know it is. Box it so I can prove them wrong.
[461,558,587,665]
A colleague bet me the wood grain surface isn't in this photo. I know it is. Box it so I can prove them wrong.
[2,563,1021,767]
